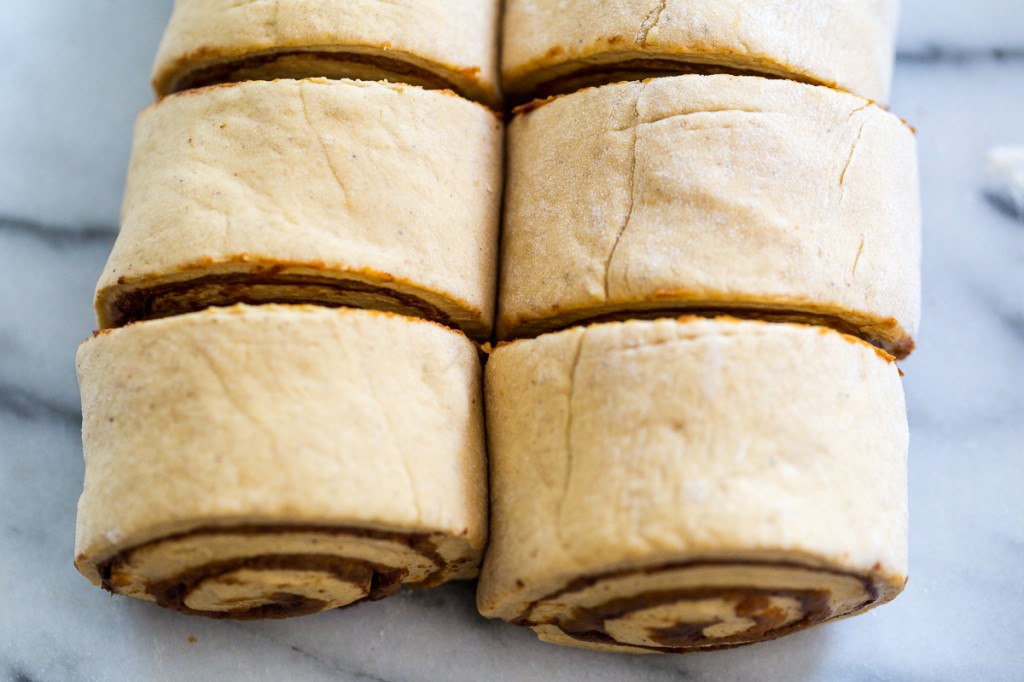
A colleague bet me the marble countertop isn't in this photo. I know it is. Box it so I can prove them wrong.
[2,2,1021,680]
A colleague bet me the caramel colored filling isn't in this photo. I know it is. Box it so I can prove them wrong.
[505,304,912,360]
[161,49,488,104]
[95,525,457,620]
[103,272,468,337]
[514,560,882,653]
[514,58,798,105]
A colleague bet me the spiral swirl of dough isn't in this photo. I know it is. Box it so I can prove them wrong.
[75,306,488,619]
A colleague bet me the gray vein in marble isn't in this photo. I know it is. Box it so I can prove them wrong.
[897,47,1024,63]
[284,646,393,682]
[0,214,113,415]
[968,282,1024,347]
[0,215,117,242]
[985,191,1024,222]
[984,147,1024,221]
[230,624,395,682]
[0,383,80,425]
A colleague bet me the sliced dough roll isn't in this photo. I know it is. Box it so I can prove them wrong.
[75,305,488,619]
[153,0,501,106]
[500,75,920,358]
[479,317,908,654]
[97,78,503,341]
[503,0,898,103]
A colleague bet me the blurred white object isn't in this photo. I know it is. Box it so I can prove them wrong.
[900,0,1024,54]
[987,146,1024,219]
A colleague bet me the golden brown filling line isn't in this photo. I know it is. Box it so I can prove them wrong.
[144,555,405,620]
[510,59,802,106]
[166,49,817,111]
[509,306,912,360]
[96,525,446,620]
[106,272,458,336]
[163,49,482,103]
[541,587,857,652]
[515,560,879,653]
[106,276,911,357]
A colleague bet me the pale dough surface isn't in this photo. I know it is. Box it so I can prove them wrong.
[499,75,920,357]
[76,305,488,593]
[503,0,898,103]
[154,0,501,105]
[97,78,503,340]
[479,317,908,651]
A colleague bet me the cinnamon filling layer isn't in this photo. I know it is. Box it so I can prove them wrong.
[105,272,460,337]
[513,59,803,105]
[164,49,475,101]
[507,305,912,360]
[515,560,881,653]
[96,525,448,620]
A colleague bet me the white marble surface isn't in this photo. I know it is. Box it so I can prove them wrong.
[2,2,1023,680]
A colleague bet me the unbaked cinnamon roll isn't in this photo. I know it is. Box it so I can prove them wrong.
[153,0,501,106]
[97,78,502,341]
[75,305,487,618]
[479,317,908,653]
[503,0,898,103]
[499,75,920,358]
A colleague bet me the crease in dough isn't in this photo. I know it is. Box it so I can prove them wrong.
[479,317,909,653]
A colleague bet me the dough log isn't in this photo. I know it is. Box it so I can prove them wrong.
[97,78,503,341]
[75,305,488,619]
[479,317,908,653]
[153,0,502,106]
[499,76,920,358]
[503,0,898,103]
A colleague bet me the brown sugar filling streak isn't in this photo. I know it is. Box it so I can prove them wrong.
[163,49,816,113]
[511,58,804,106]
[507,305,912,360]
[162,48,490,105]
[103,271,477,338]
[95,525,451,620]
[514,560,881,653]
[105,273,911,357]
